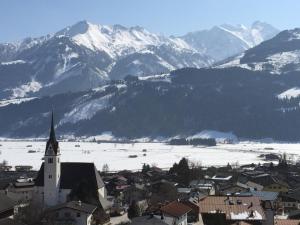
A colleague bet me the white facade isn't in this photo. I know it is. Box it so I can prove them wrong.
[44,142,61,207]
[160,213,188,225]
[34,186,106,207]
[49,207,93,225]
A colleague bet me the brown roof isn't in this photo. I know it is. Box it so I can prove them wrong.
[230,221,252,225]
[46,201,97,214]
[161,201,192,218]
[198,196,265,221]
[275,219,300,225]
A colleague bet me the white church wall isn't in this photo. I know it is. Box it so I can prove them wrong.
[44,148,61,206]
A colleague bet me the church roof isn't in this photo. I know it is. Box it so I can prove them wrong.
[34,162,105,189]
[45,112,59,155]
[46,201,97,214]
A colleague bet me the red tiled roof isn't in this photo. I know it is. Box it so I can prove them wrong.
[230,221,252,225]
[161,201,192,218]
[198,196,265,221]
[275,219,300,225]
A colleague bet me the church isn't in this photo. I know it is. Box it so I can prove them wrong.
[33,112,110,212]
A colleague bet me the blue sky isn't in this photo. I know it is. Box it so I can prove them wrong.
[1,0,300,42]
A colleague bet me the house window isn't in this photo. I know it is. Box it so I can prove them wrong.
[77,212,81,217]
[48,158,53,164]
[49,175,52,179]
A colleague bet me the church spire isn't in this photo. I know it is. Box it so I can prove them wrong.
[49,110,56,141]
[45,111,59,155]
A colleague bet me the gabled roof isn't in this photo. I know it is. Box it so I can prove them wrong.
[0,194,16,214]
[230,222,252,225]
[198,196,265,221]
[161,201,191,218]
[240,190,279,201]
[47,201,97,214]
[284,189,300,202]
[35,162,105,189]
[275,219,300,225]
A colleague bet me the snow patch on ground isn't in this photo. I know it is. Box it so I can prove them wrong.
[59,94,112,125]
[218,50,300,74]
[0,97,37,107]
[1,60,26,66]
[266,50,300,74]
[216,54,252,70]
[277,87,300,100]
[82,132,115,141]
[138,74,171,82]
[11,80,42,98]
[288,30,300,41]
[188,130,238,143]
[1,141,300,171]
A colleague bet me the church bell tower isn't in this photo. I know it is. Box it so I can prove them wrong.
[44,111,61,206]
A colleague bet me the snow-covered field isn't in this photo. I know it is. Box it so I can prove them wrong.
[0,141,300,171]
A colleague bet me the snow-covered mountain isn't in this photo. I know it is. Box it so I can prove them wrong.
[0,20,278,100]
[182,21,279,61]
[0,21,213,99]
[217,28,300,74]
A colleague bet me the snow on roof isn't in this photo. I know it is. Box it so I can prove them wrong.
[230,210,263,220]
[212,175,233,181]
[199,196,265,221]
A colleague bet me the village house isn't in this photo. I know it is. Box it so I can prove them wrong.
[131,215,167,225]
[160,201,192,225]
[197,196,266,225]
[43,200,110,225]
[278,193,300,213]
[262,177,289,193]
[189,179,216,195]
[4,177,34,203]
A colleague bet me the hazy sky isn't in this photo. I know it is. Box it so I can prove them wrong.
[1,0,300,42]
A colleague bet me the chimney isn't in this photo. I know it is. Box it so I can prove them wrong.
[249,210,254,218]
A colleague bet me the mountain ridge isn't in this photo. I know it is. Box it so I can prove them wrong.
[218,28,300,74]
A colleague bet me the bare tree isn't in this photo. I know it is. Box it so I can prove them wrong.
[102,163,109,173]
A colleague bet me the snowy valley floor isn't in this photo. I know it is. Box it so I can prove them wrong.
[0,141,300,171]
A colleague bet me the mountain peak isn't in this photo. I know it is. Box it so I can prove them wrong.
[220,23,248,31]
[55,20,94,37]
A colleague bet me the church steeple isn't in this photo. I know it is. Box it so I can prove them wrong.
[50,111,56,141]
[44,110,61,207]
[45,111,59,156]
